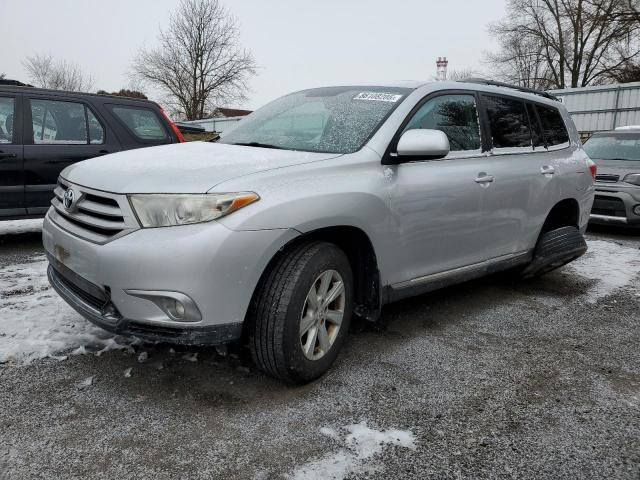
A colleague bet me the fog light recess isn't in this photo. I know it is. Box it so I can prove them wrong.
[125,290,202,323]
[634,205,640,216]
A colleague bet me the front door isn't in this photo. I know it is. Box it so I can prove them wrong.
[387,93,490,286]
[0,94,24,217]
[23,96,119,214]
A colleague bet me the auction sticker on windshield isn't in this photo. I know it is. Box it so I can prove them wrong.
[353,92,403,102]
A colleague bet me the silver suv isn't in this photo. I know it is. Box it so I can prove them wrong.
[583,128,640,228]
[43,80,596,383]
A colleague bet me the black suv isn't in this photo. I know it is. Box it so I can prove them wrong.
[0,84,184,220]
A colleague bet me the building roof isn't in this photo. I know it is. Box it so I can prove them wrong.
[214,108,253,118]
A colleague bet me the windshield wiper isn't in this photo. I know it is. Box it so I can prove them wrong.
[232,142,285,150]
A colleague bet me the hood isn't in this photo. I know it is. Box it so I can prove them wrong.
[592,158,640,177]
[61,142,341,193]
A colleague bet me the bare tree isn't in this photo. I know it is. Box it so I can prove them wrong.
[487,0,640,89]
[0,73,5,80]
[485,32,556,89]
[448,68,480,81]
[23,54,94,92]
[131,0,256,120]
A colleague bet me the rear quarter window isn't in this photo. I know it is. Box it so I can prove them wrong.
[110,105,168,141]
[537,105,569,146]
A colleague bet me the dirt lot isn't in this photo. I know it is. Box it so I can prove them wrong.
[0,221,639,479]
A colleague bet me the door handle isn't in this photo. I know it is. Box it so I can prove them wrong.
[475,173,495,184]
[540,165,556,175]
[0,152,17,159]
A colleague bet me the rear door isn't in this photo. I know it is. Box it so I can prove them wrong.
[519,103,567,247]
[23,95,121,214]
[0,93,25,217]
[476,94,540,258]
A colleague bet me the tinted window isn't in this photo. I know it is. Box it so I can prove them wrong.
[112,106,167,141]
[0,97,15,144]
[403,94,481,151]
[526,103,544,148]
[537,105,569,146]
[87,109,105,144]
[583,134,640,161]
[31,99,90,145]
[483,95,531,149]
[220,86,410,154]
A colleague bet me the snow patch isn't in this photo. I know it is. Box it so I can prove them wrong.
[567,240,640,301]
[182,352,198,362]
[289,422,416,480]
[76,376,94,390]
[0,256,136,365]
[137,351,149,363]
[0,219,43,236]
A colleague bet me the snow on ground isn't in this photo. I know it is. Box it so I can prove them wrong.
[0,219,43,235]
[0,235,637,366]
[289,423,416,480]
[0,255,135,365]
[567,240,640,302]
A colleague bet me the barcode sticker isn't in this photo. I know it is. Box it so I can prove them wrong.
[353,92,403,103]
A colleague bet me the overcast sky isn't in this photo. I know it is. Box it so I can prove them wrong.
[1,0,506,110]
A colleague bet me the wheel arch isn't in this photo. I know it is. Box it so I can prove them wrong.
[540,198,581,235]
[244,225,382,338]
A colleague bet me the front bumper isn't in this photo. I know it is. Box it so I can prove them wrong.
[48,261,242,345]
[43,211,299,345]
[589,186,640,227]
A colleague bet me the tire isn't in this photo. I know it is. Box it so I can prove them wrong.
[248,241,353,384]
[521,226,587,279]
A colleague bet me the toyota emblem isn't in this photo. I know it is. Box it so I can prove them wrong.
[63,189,76,210]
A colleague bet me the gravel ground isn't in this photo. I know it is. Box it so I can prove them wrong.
[0,221,639,479]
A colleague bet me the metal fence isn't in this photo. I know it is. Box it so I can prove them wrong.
[549,82,640,138]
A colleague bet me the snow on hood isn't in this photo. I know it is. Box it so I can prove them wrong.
[61,142,341,194]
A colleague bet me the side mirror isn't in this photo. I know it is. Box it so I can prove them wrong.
[395,129,450,162]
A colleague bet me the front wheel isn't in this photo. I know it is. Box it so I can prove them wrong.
[248,241,353,384]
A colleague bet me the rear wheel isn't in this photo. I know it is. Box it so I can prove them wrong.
[521,226,587,279]
[248,241,353,384]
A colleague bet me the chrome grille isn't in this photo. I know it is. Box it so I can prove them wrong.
[49,178,139,244]
[595,174,620,183]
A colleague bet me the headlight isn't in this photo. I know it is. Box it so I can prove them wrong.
[623,173,640,186]
[129,192,259,227]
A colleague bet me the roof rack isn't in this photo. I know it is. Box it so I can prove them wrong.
[460,77,559,101]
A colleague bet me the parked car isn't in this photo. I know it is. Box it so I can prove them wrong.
[0,85,184,220]
[583,128,640,228]
[43,80,595,384]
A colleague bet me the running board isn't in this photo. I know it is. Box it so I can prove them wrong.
[385,251,532,303]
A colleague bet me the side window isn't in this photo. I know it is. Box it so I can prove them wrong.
[526,103,545,149]
[0,97,15,144]
[87,109,105,144]
[537,105,569,146]
[402,94,481,151]
[483,95,531,149]
[111,106,167,141]
[31,99,88,145]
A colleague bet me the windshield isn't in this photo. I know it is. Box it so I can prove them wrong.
[219,86,412,154]
[583,134,640,161]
